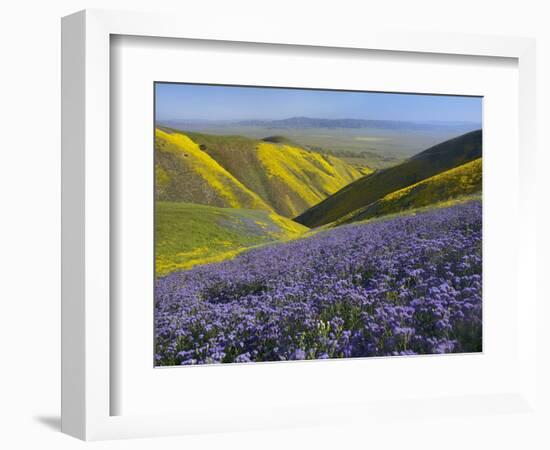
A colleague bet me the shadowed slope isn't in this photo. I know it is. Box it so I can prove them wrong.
[333,158,482,226]
[295,129,482,227]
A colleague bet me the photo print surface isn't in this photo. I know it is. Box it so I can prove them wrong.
[154,83,482,366]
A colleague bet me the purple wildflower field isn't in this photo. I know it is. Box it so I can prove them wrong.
[155,201,482,366]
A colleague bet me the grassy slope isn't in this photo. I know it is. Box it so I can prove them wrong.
[295,129,482,227]
[170,130,364,217]
[333,158,482,226]
[156,202,309,276]
[255,141,363,216]
[155,129,272,211]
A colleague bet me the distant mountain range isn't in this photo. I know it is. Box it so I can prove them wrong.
[160,117,481,132]
[236,117,480,131]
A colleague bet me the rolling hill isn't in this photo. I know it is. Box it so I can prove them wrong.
[157,128,364,217]
[295,129,482,227]
[155,129,271,211]
[155,202,308,276]
[332,158,482,226]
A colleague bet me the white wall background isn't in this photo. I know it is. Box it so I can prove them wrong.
[0,1,548,448]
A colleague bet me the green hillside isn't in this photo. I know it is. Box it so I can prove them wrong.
[295,129,482,227]
[333,158,482,226]
[160,129,365,217]
[155,202,309,276]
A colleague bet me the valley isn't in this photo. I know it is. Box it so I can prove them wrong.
[155,127,482,278]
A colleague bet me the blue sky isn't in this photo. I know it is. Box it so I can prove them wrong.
[155,83,482,123]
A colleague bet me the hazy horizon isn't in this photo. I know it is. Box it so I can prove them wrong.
[155,83,483,124]
[158,116,482,125]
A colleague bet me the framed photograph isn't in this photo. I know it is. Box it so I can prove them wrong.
[153,82,483,366]
[62,9,538,441]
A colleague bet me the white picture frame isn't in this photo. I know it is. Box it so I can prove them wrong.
[61,9,538,441]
